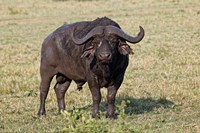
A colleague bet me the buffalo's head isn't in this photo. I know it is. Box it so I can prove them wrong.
[71,25,144,63]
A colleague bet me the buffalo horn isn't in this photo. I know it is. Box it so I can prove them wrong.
[71,26,104,45]
[105,25,144,43]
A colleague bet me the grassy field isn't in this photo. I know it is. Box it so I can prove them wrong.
[0,0,200,132]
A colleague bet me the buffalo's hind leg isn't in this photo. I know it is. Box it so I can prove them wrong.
[38,67,56,116]
[54,73,71,113]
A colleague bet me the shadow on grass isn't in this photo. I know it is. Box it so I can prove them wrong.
[73,96,174,115]
[115,96,174,115]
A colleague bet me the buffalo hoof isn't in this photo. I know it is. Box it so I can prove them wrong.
[106,113,117,119]
[58,109,66,114]
[37,110,46,117]
[92,113,100,119]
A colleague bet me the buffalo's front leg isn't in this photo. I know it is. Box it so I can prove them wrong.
[106,86,118,119]
[106,74,124,119]
[87,73,101,118]
[89,86,101,118]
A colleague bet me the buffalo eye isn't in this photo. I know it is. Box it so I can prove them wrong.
[107,35,118,44]
[92,39,102,47]
[97,41,102,47]
[108,39,118,47]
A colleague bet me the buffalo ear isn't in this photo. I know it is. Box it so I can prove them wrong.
[81,46,95,58]
[118,40,133,55]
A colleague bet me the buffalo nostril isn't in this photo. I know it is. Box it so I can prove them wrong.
[105,53,111,59]
[99,53,111,60]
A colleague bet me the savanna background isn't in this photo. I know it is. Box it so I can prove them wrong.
[0,0,200,132]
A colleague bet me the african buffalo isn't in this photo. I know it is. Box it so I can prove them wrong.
[38,17,144,118]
